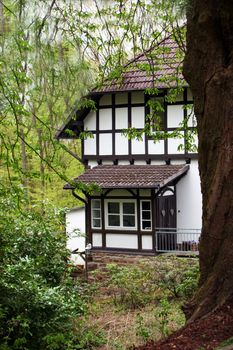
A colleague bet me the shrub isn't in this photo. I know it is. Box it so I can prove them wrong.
[0,187,104,350]
[106,263,157,309]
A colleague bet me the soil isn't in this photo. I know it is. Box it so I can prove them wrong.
[135,301,233,350]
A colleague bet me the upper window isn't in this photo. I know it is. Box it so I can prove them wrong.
[105,200,137,230]
[91,199,102,229]
[140,200,152,231]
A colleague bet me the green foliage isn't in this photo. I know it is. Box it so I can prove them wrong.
[106,263,157,309]
[105,257,199,312]
[135,314,152,342]
[0,187,103,350]
[152,256,200,299]
[156,298,171,338]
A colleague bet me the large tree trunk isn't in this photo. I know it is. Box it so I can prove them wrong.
[183,0,233,321]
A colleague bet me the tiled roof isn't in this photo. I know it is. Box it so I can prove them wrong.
[94,36,185,93]
[65,164,189,189]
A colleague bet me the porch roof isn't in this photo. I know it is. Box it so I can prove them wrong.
[64,164,189,190]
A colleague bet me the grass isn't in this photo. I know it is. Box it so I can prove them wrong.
[87,296,185,350]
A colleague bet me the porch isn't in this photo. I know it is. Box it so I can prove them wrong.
[155,228,201,254]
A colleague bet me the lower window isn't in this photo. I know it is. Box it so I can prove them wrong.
[106,200,137,230]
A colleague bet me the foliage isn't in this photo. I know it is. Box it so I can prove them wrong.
[0,186,104,350]
[105,263,157,309]
[151,256,200,299]
[156,298,171,338]
[105,257,199,311]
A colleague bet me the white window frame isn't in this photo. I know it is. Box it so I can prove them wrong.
[91,199,102,229]
[140,200,152,231]
[105,199,137,230]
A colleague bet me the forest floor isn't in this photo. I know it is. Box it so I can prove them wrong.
[84,257,233,350]
[135,301,233,350]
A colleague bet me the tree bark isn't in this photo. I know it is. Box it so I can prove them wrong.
[183,0,233,320]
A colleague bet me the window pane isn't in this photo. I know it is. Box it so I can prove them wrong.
[123,202,135,214]
[93,209,101,218]
[108,202,120,214]
[108,215,120,226]
[92,200,100,209]
[142,201,151,210]
[142,211,151,220]
[142,221,151,230]
[123,215,135,227]
[93,219,101,228]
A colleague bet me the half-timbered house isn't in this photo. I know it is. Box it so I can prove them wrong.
[57,36,202,261]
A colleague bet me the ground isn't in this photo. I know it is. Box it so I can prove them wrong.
[136,301,233,350]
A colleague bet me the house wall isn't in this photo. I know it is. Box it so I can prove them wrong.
[66,207,86,265]
[176,159,202,230]
[83,88,197,166]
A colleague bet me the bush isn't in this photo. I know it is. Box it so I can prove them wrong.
[0,187,103,350]
[105,263,157,309]
[105,256,199,311]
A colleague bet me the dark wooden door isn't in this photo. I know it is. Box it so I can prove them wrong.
[156,193,176,251]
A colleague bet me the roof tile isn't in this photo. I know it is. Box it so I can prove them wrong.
[65,164,189,189]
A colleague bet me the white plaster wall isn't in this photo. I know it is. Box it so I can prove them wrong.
[115,133,129,155]
[99,109,112,130]
[139,189,151,196]
[99,133,112,155]
[115,92,128,104]
[131,106,145,128]
[106,234,138,249]
[84,134,96,155]
[167,132,184,154]
[131,133,145,154]
[84,111,96,130]
[118,160,130,165]
[99,94,112,106]
[92,233,102,247]
[167,105,183,128]
[148,139,164,154]
[142,235,153,250]
[88,160,98,168]
[106,189,133,196]
[134,160,147,165]
[66,207,86,265]
[176,159,202,230]
[131,91,144,104]
[187,107,197,127]
[115,108,128,129]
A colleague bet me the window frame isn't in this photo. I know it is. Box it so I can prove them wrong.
[105,199,137,230]
[140,200,152,231]
[91,199,102,229]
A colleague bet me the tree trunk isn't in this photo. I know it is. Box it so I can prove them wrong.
[183,0,233,321]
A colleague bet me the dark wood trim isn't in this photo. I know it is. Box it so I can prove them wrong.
[86,196,92,245]
[97,102,145,109]
[128,92,132,156]
[71,189,87,205]
[96,101,99,156]
[83,153,198,163]
[136,189,142,250]
[164,89,168,155]
[101,195,106,248]
[151,188,156,251]
[112,94,116,156]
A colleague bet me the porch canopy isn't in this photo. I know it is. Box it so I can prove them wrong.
[64,164,189,191]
